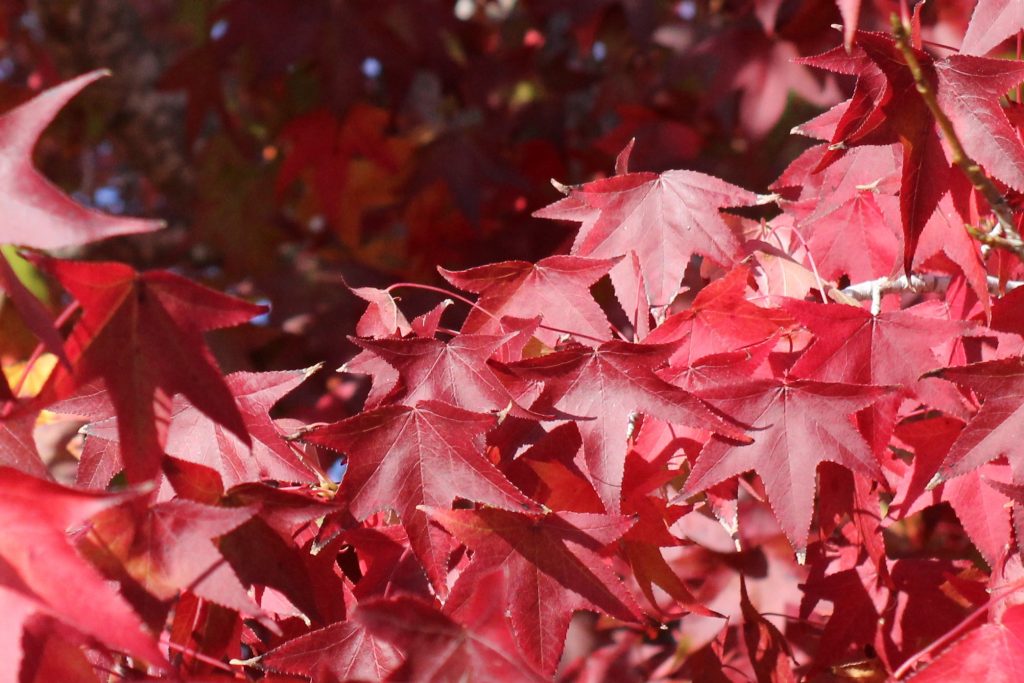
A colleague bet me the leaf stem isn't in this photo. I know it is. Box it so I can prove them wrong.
[162,637,249,679]
[386,281,610,344]
[890,14,1024,260]
[892,575,1024,678]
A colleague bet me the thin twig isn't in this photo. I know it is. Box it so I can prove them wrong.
[163,637,248,679]
[891,14,1024,260]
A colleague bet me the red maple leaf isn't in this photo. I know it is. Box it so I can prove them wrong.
[37,258,264,483]
[785,299,966,389]
[357,568,547,682]
[275,105,399,222]
[161,369,320,487]
[773,143,903,282]
[644,265,792,365]
[0,468,164,681]
[927,357,1024,485]
[680,377,890,553]
[961,0,1024,57]
[914,195,990,311]
[84,499,262,619]
[260,618,403,682]
[534,158,758,307]
[0,411,47,477]
[0,71,164,365]
[0,71,163,250]
[439,255,618,346]
[739,576,797,682]
[348,283,412,339]
[82,369,320,489]
[509,340,748,512]
[351,334,536,416]
[426,506,641,675]
[295,400,536,594]
[934,54,1024,193]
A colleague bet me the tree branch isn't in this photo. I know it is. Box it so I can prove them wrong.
[839,273,1023,301]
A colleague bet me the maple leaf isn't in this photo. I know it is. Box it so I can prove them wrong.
[773,143,903,282]
[217,484,348,624]
[340,525,432,602]
[162,369,319,487]
[785,299,966,389]
[295,400,536,594]
[934,55,1024,193]
[439,255,618,346]
[679,377,890,553]
[0,411,47,477]
[0,71,163,250]
[961,0,1024,57]
[800,36,948,269]
[83,369,320,489]
[837,0,862,51]
[260,618,403,682]
[509,340,749,512]
[350,334,535,416]
[926,357,1024,485]
[37,258,265,483]
[425,506,641,675]
[0,468,164,683]
[644,265,792,365]
[84,500,262,620]
[989,285,1024,338]
[708,29,841,139]
[914,195,990,311]
[357,568,548,682]
[534,160,759,307]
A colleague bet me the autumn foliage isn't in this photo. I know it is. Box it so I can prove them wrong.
[9,0,1024,681]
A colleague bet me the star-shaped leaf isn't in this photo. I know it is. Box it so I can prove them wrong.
[534,161,758,307]
[425,506,640,676]
[679,377,890,552]
[351,334,532,416]
[260,618,403,682]
[295,400,535,595]
[645,265,792,365]
[82,369,320,488]
[439,255,618,346]
[927,358,1024,485]
[509,341,748,512]
[84,500,261,619]
[37,258,264,483]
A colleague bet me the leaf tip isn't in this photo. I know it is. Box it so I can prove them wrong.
[925,472,944,490]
